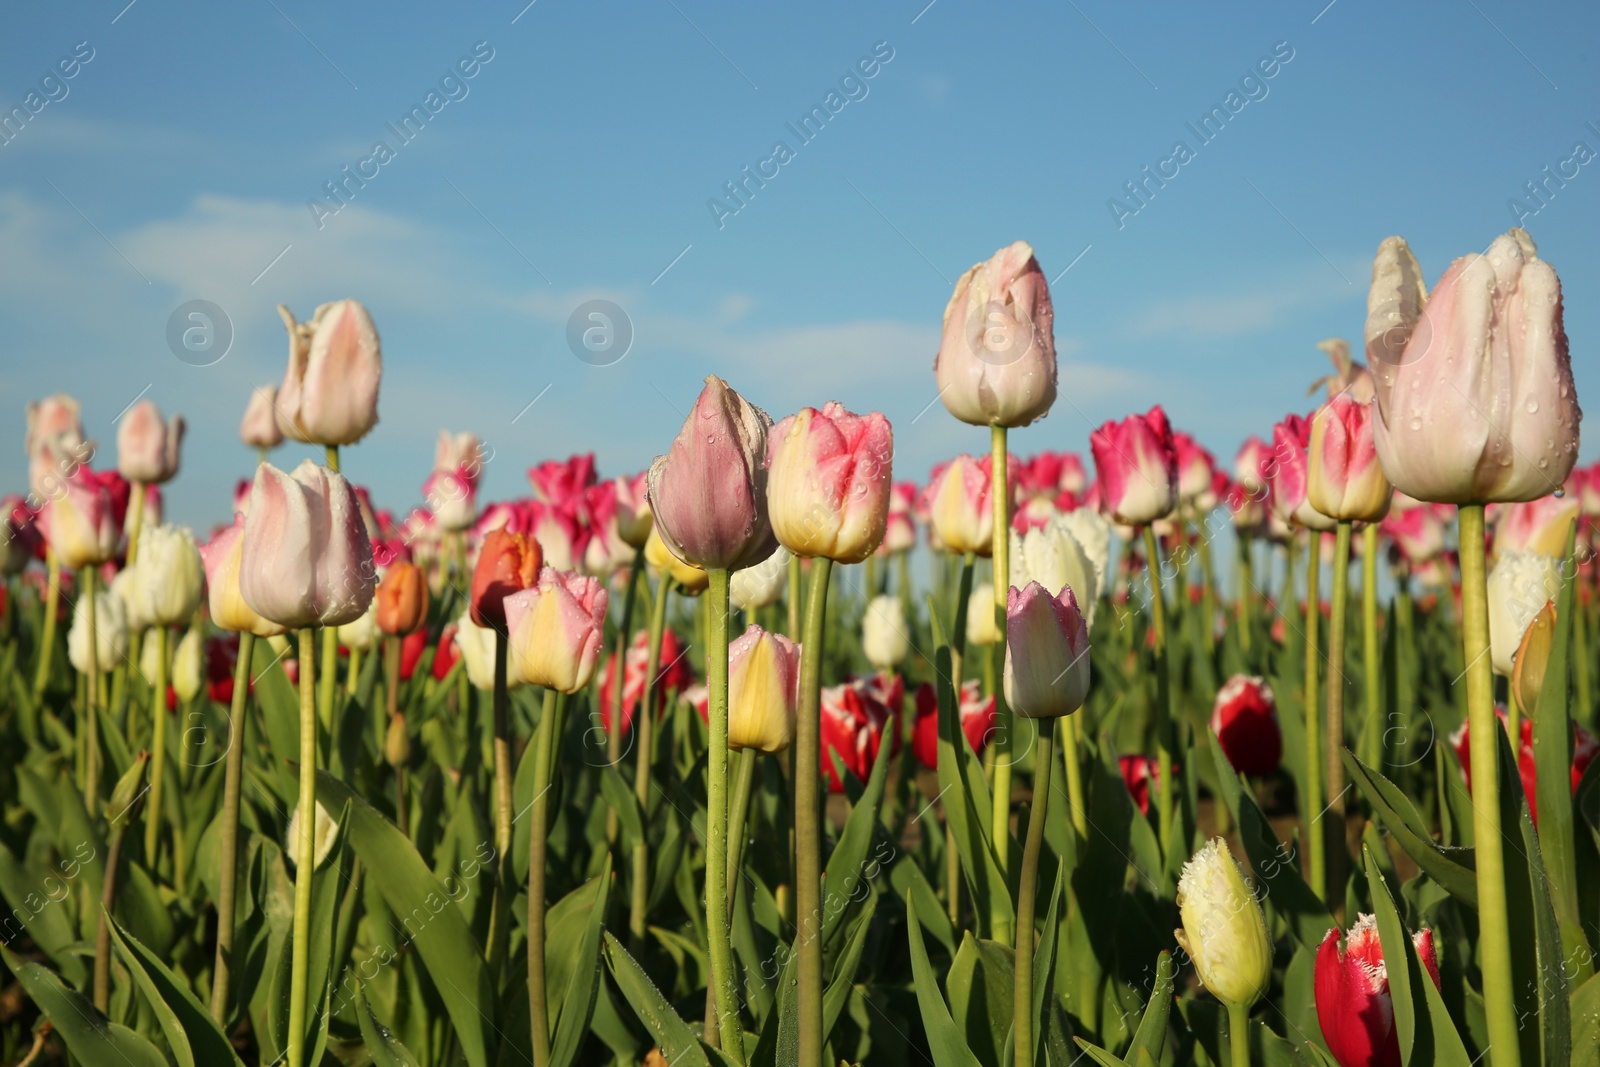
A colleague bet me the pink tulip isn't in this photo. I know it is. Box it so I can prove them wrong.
[1267,414,1336,532]
[1367,230,1581,504]
[875,481,918,557]
[935,240,1058,428]
[1307,395,1393,522]
[1224,477,1267,533]
[1310,337,1376,403]
[436,431,485,484]
[1495,492,1578,558]
[1235,436,1271,494]
[239,460,377,628]
[922,455,995,556]
[612,472,653,549]
[41,463,117,570]
[767,401,894,565]
[116,399,184,484]
[240,386,284,449]
[503,566,608,693]
[26,395,93,500]
[1003,581,1091,719]
[528,453,597,503]
[1090,407,1178,526]
[275,299,382,446]
[423,468,477,532]
[1172,432,1216,506]
[646,375,774,571]
[1381,493,1450,564]
[580,481,631,574]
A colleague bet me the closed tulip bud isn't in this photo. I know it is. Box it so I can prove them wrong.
[453,613,515,691]
[116,400,184,484]
[645,526,709,593]
[504,567,608,693]
[68,584,128,674]
[876,481,918,557]
[934,240,1058,428]
[1487,549,1560,675]
[1316,914,1440,1067]
[376,561,429,636]
[967,583,1000,646]
[1307,396,1393,522]
[26,395,93,499]
[528,453,597,503]
[1268,414,1338,532]
[240,386,284,449]
[1211,675,1282,776]
[614,472,654,549]
[1311,337,1377,404]
[1003,581,1091,719]
[730,544,790,611]
[1011,515,1102,626]
[1368,230,1581,504]
[647,375,774,571]
[106,752,150,829]
[924,455,994,556]
[139,627,166,684]
[727,625,800,753]
[469,529,542,630]
[767,402,894,564]
[1119,755,1163,816]
[199,520,287,638]
[385,713,411,767]
[862,595,909,669]
[1450,706,1598,826]
[132,525,204,626]
[276,299,383,446]
[338,601,378,652]
[42,464,118,571]
[172,628,204,704]
[1175,838,1273,1009]
[239,460,376,629]
[1173,433,1216,506]
[1494,492,1578,558]
[286,799,340,871]
[1091,407,1179,526]
[1235,437,1271,494]
[423,468,477,532]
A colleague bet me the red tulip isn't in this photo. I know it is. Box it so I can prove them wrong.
[205,634,241,704]
[599,627,690,737]
[1090,407,1178,526]
[1118,754,1172,816]
[432,624,460,680]
[1315,914,1440,1067]
[469,529,542,630]
[1211,675,1282,776]
[399,628,427,681]
[910,680,997,769]
[1449,706,1598,826]
[819,673,902,792]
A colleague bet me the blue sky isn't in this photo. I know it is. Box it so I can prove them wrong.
[3,0,1596,528]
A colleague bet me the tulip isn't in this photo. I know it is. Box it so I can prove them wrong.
[469,529,542,630]
[200,519,288,638]
[240,386,284,449]
[116,400,184,484]
[172,628,204,704]
[504,567,608,693]
[131,525,204,627]
[338,601,379,653]
[1380,494,1449,564]
[647,376,774,571]
[1002,581,1091,719]
[1494,493,1578,558]
[1308,396,1393,523]
[613,472,653,548]
[862,595,909,669]
[528,453,598,503]
[1310,337,1377,403]
[424,468,477,533]
[599,628,689,737]
[239,460,377,629]
[1268,413,1338,532]
[284,799,340,870]
[934,240,1057,428]
[730,543,789,610]
[453,613,511,690]
[876,481,918,557]
[68,585,128,674]
[42,464,118,570]
[1175,838,1274,1009]
[910,679,996,768]
[1224,477,1267,533]
[375,560,429,636]
[1486,549,1560,674]
[205,635,240,703]
[26,395,93,499]
[1211,675,1282,776]
[1235,437,1271,494]
[275,300,383,446]
[1450,707,1598,826]
[1173,432,1216,507]
[819,674,900,791]
[923,455,995,556]
[581,482,631,575]
[1091,407,1179,526]
[966,582,1000,646]
[1119,754,1165,815]
[767,402,894,564]
[109,567,150,635]
[1011,515,1101,625]
[644,526,709,593]
[1316,915,1440,1067]
[1368,230,1580,505]
[0,499,38,576]
[727,625,800,753]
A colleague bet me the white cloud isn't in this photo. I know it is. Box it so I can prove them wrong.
[1127,259,1365,340]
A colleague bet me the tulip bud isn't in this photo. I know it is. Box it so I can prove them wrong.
[68,585,128,674]
[1234,437,1271,494]
[1091,407,1179,526]
[453,613,515,691]
[376,560,430,636]
[504,567,609,694]
[106,752,151,830]
[132,525,204,627]
[1380,494,1449,564]
[934,240,1058,428]
[923,455,994,556]
[1003,581,1091,719]
[1512,600,1556,716]
[469,529,542,630]
[1315,914,1440,1067]
[862,595,909,670]
[645,526,709,594]
[730,544,790,611]
[1368,229,1581,505]
[528,453,597,503]
[116,400,184,485]
[286,799,340,870]
[1451,705,1598,826]
[1119,755,1163,816]
[423,468,477,533]
[199,520,287,638]
[613,472,654,549]
[1486,550,1560,675]
[276,300,383,446]
[727,625,800,753]
[910,680,996,769]
[42,464,118,571]
[385,713,411,768]
[1174,838,1273,1009]
[766,402,894,564]
[646,375,774,571]
[1494,493,1578,559]
[239,461,376,629]
[1011,515,1102,626]
[1173,433,1216,506]
[240,385,284,449]
[1307,396,1393,522]
[172,627,204,704]
[966,583,1000,647]
[338,601,378,653]
[1211,675,1282,776]
[1267,414,1337,532]
[27,395,93,501]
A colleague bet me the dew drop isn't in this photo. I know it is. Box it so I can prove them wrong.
[1526,399,1540,414]
[1409,415,1423,431]
[1555,486,1566,498]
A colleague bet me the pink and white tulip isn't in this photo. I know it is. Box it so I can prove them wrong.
[1090,407,1178,526]
[767,401,894,564]
[239,460,376,628]
[503,566,608,693]
[275,299,383,446]
[934,240,1058,428]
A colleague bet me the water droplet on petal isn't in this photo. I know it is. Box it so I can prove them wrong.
[1526,399,1540,414]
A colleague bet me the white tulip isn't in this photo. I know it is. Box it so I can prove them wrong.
[1487,550,1560,675]
[732,544,791,612]
[133,525,204,627]
[68,586,128,675]
[862,595,909,669]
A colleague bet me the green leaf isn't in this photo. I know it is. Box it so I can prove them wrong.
[1072,1040,1130,1067]
[0,841,88,987]
[106,910,246,1067]
[356,981,423,1067]
[549,855,611,1067]
[1,947,168,1067]
[598,764,643,852]
[823,894,877,1043]
[821,725,893,947]
[1125,951,1174,1064]
[1345,751,1478,906]
[905,889,985,1067]
[1502,736,1571,1067]
[602,931,713,1067]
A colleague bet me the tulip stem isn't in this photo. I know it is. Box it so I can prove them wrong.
[82,568,101,817]
[345,645,361,695]
[989,425,1013,939]
[288,628,317,1067]
[796,556,834,1067]
[323,445,340,473]
[1227,1000,1252,1067]
[487,629,513,980]
[1013,724,1052,1067]
[608,546,646,846]
[125,480,146,565]
[702,568,746,1061]
[1575,603,1593,732]
[1304,531,1324,903]
[143,625,169,861]
[787,554,803,643]
[1325,522,1351,916]
[950,552,976,684]
[94,806,135,1014]
[1460,504,1521,1067]
[1197,517,1217,653]
[1060,715,1087,842]
[1141,526,1175,855]
[630,575,673,945]
[385,635,408,838]
[727,746,757,905]
[319,626,338,734]
[1361,523,1382,770]
[1236,531,1254,656]
[211,630,255,1024]
[527,686,558,1067]
[33,547,60,699]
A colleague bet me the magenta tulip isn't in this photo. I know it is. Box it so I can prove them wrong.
[1090,407,1178,526]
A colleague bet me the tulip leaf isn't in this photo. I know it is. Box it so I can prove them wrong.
[266,798,350,1067]
[598,764,643,852]
[1345,751,1478,906]
[106,909,246,1067]
[312,771,496,1067]
[548,854,611,1067]
[356,981,423,1067]
[823,894,877,1041]
[1571,971,1600,1053]
[0,841,88,988]
[1125,950,1174,1064]
[0,947,168,1067]
[601,931,716,1067]
[890,857,956,956]
[822,719,893,949]
[1071,1040,1130,1067]
[905,890,986,1067]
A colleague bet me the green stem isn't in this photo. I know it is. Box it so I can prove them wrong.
[1361,524,1381,769]
[125,480,146,565]
[630,575,672,944]
[1060,715,1087,841]
[345,645,362,696]
[33,548,60,698]
[1304,532,1325,903]
[93,822,127,1013]
[703,568,745,1060]
[1236,530,1254,655]
[324,445,340,473]
[1141,526,1175,854]
[787,554,803,643]
[951,552,976,685]
[1013,725,1052,1067]
[1227,1000,1252,1067]
[385,635,408,838]
[487,630,513,978]
[82,568,101,817]
[990,427,1013,942]
[211,631,256,1023]
[1574,601,1592,733]
[144,625,169,859]
[319,626,338,733]
[1326,522,1351,915]
[288,628,317,1067]
[608,547,646,845]
[727,746,757,905]
[1460,504,1520,1067]
[796,557,834,1067]
[1197,517,1217,653]
[527,687,557,1067]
